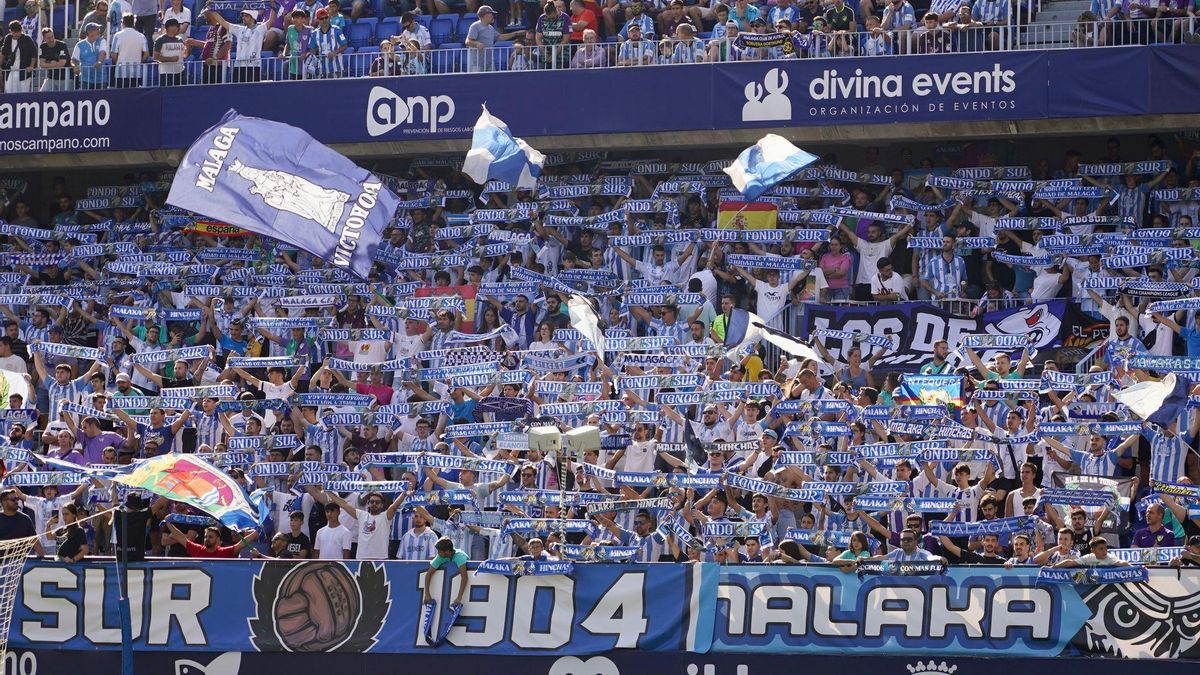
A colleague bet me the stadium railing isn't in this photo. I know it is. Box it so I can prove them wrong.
[12,17,1194,93]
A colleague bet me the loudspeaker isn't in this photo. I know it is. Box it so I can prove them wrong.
[528,426,562,454]
[563,425,601,454]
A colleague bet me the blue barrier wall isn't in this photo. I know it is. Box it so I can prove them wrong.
[1,46,1198,157]
[11,560,1200,659]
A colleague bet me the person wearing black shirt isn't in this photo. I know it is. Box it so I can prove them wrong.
[283,511,312,558]
[37,27,69,91]
[49,503,88,562]
[0,489,42,555]
[0,20,36,94]
[823,0,855,31]
[113,493,151,562]
[938,532,1007,564]
[1170,535,1200,567]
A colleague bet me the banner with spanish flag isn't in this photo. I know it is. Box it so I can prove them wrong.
[183,219,252,237]
[718,202,777,230]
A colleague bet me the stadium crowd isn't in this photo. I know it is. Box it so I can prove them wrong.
[1,0,1196,92]
[0,135,1198,571]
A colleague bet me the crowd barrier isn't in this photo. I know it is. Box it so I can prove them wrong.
[7,18,1194,92]
[11,559,1200,659]
[1,44,1198,156]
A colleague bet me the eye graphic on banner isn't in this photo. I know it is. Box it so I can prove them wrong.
[248,562,390,653]
[1072,580,1200,659]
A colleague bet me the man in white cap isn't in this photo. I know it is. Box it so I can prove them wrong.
[203,1,278,82]
[71,21,109,89]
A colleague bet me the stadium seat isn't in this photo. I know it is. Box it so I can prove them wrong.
[698,31,711,39]
[430,15,455,46]
[427,43,460,73]
[347,20,376,48]
[262,55,284,80]
[494,42,512,71]
[50,4,75,38]
[376,17,401,41]
[354,47,380,76]
[456,13,477,40]
[415,14,433,29]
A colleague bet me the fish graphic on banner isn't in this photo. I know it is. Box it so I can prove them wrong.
[166,109,402,279]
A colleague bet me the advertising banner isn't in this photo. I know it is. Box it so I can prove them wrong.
[713,51,1044,129]
[10,561,1200,659]
[0,87,161,155]
[2,47,1198,156]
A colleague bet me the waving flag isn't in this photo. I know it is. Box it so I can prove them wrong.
[724,134,820,202]
[724,308,823,363]
[1114,373,1191,428]
[166,109,401,280]
[113,454,267,530]
[898,374,964,412]
[567,293,605,365]
[462,105,545,190]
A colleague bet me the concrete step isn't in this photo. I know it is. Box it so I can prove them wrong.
[1043,0,1091,12]
[1032,9,1086,22]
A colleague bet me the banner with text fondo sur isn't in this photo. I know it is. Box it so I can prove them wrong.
[10,561,1200,659]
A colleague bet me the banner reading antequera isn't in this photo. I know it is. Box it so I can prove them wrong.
[166,109,401,279]
[11,561,1200,659]
[800,300,1070,371]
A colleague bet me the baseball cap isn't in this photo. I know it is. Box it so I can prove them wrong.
[478,4,495,13]
[115,372,131,382]
[83,21,101,32]
[315,7,329,19]
[241,8,259,19]
[762,428,779,439]
[1188,535,1200,547]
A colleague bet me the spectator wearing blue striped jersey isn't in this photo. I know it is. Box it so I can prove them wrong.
[669,22,706,62]
[310,7,347,78]
[1091,0,1129,46]
[617,21,656,62]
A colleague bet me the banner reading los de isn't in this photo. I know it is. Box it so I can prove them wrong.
[800,300,1073,371]
[11,561,1200,659]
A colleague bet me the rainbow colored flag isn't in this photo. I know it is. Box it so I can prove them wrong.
[113,454,267,530]
[897,374,964,412]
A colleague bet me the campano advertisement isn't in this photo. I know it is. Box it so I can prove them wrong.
[0,88,161,155]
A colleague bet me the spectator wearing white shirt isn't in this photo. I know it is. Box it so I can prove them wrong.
[1029,263,1070,301]
[204,4,277,83]
[840,218,913,301]
[732,265,805,330]
[111,13,148,88]
[161,0,192,35]
[870,256,909,301]
[396,11,431,49]
[313,502,352,559]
